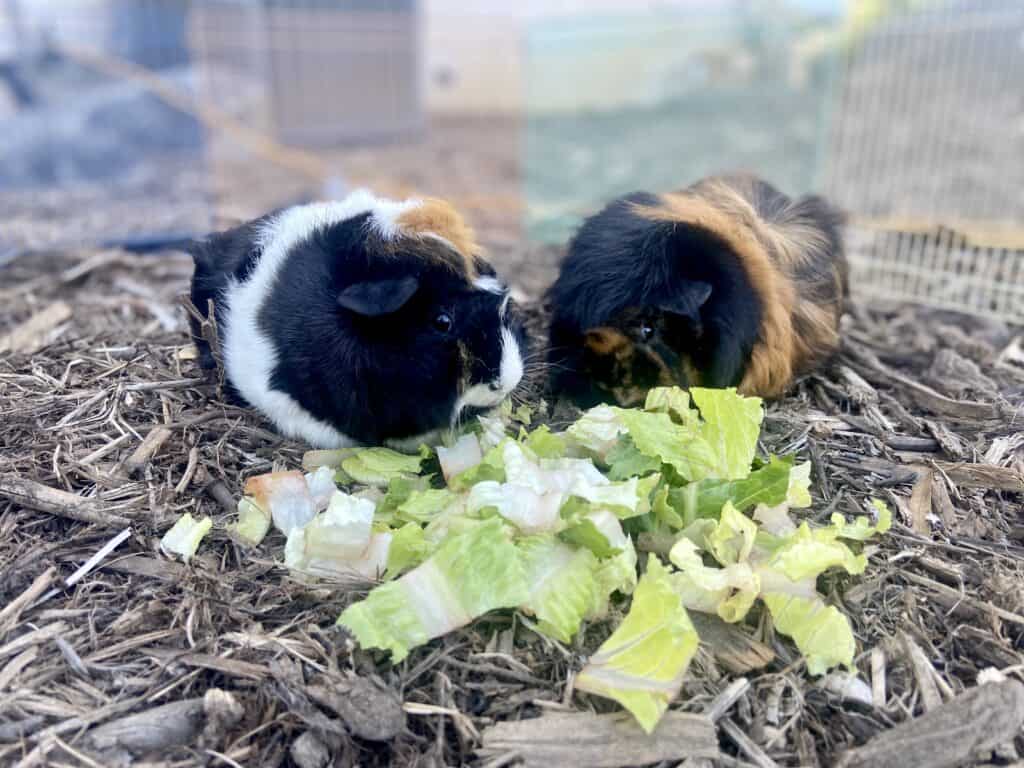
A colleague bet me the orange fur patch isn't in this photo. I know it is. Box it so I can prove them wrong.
[396,198,480,279]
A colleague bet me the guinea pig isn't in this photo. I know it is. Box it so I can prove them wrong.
[187,189,527,449]
[546,174,847,407]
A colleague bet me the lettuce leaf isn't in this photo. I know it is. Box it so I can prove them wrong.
[385,522,431,580]
[228,497,271,547]
[397,488,456,524]
[437,433,484,484]
[338,518,527,662]
[284,491,385,578]
[520,425,568,459]
[788,461,813,508]
[518,535,600,643]
[601,388,764,484]
[673,455,795,523]
[606,434,662,481]
[305,466,339,512]
[160,513,212,563]
[575,556,698,734]
[565,404,627,459]
[302,447,359,472]
[688,388,763,481]
[588,510,639,611]
[448,441,507,490]
[468,480,563,534]
[761,590,855,675]
[644,386,696,423]
[559,517,623,559]
[244,470,316,535]
[666,501,890,674]
[342,448,422,487]
[477,415,508,450]
[669,537,758,622]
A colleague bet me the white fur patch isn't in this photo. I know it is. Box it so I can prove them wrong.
[222,189,421,448]
[499,327,525,393]
[450,325,525,426]
[474,276,505,294]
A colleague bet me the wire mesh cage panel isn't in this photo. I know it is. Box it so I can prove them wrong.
[522,1,845,244]
[824,0,1024,323]
[190,0,423,149]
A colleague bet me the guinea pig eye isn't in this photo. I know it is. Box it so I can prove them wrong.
[433,312,453,333]
[639,321,656,342]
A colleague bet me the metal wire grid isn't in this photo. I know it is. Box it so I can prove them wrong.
[189,0,423,148]
[846,226,1024,322]
[824,0,1024,322]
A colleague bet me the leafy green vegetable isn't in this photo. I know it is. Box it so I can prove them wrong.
[643,386,695,423]
[302,447,359,472]
[397,488,455,524]
[518,535,600,642]
[667,500,891,675]
[294,385,887,731]
[673,455,795,523]
[513,403,534,426]
[575,556,698,734]
[160,513,213,563]
[705,502,758,566]
[338,518,527,662]
[615,409,718,482]
[606,434,662,481]
[761,590,855,675]
[830,498,893,540]
[559,518,623,559]
[343,448,422,486]
[670,537,759,622]
[520,425,567,459]
[565,404,627,459]
[787,461,813,508]
[689,388,763,481]
[447,441,506,490]
[588,510,639,613]
[228,497,271,547]
[468,480,563,533]
[284,491,387,578]
[385,522,431,580]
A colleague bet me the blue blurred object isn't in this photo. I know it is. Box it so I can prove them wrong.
[0,0,212,252]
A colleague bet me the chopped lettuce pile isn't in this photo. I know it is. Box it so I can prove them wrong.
[215,387,888,734]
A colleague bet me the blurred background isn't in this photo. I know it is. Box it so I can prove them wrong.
[0,0,1021,320]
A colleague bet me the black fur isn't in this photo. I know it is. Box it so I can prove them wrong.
[547,192,762,407]
[188,211,526,445]
[187,214,272,377]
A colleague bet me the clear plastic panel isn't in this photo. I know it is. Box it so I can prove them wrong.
[522,1,845,244]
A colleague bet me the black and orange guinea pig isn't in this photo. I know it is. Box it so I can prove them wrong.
[188,189,527,448]
[546,174,848,408]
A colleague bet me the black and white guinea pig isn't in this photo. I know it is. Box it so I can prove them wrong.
[187,189,527,448]
[546,174,848,408]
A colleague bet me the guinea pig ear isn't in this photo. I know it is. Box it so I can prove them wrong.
[337,276,420,317]
[658,281,712,321]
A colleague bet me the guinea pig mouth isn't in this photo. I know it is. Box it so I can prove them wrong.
[459,404,495,421]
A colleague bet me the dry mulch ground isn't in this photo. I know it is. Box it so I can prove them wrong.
[1,247,1023,768]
